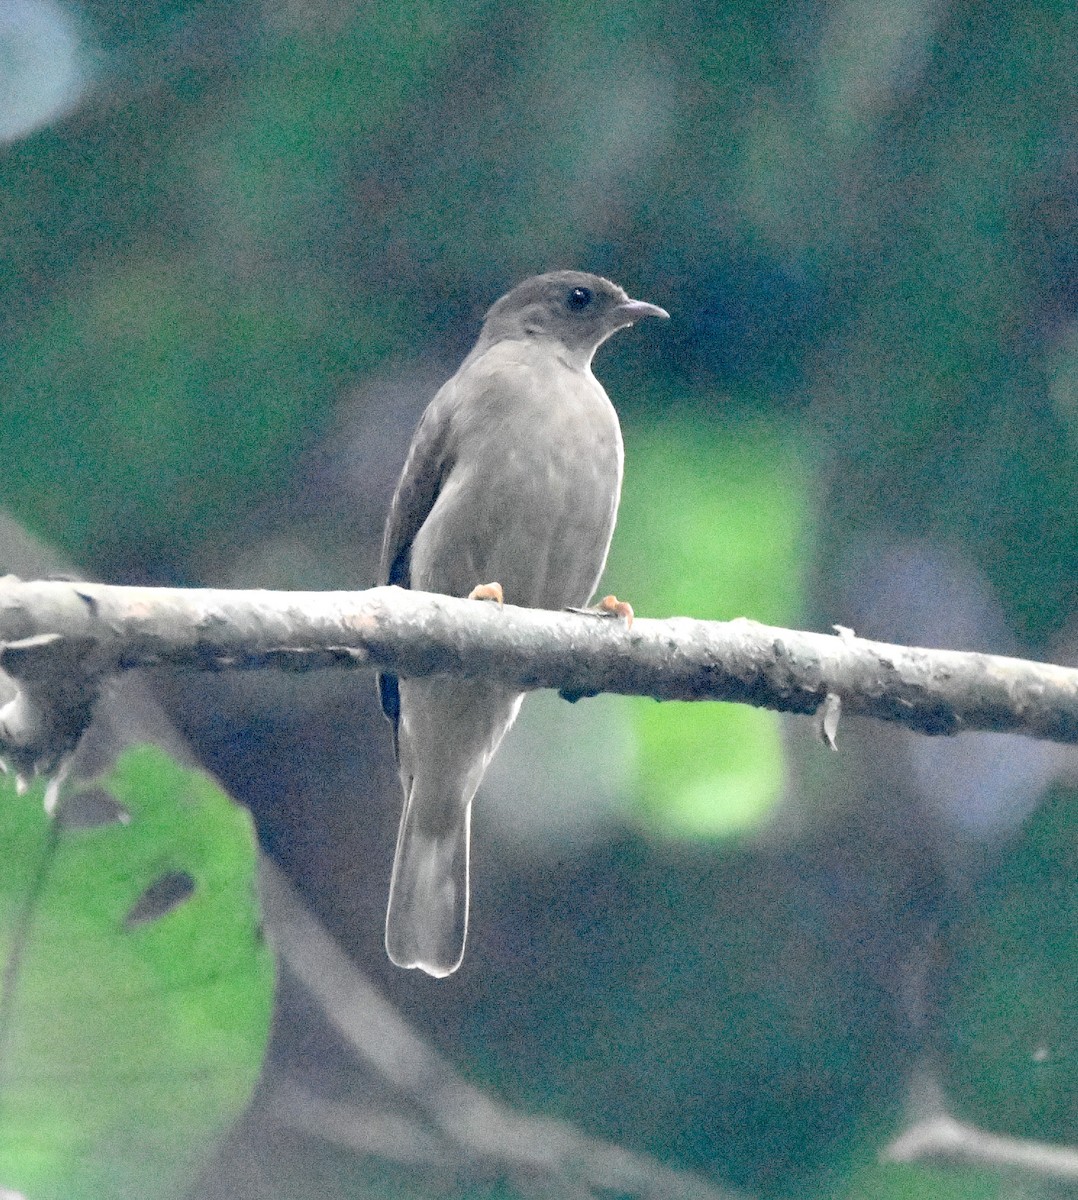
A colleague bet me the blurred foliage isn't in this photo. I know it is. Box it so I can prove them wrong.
[843,1163,1001,1200]
[0,0,1076,1197]
[609,415,814,833]
[464,835,921,1197]
[944,784,1078,1144]
[0,746,273,1199]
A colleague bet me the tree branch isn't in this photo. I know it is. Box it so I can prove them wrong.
[0,577,1076,778]
[885,1113,1078,1183]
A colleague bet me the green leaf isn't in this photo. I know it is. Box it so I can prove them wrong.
[0,745,274,1200]
[606,414,814,836]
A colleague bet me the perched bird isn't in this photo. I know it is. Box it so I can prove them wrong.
[379,270,668,977]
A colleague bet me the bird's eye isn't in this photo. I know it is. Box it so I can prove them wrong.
[566,286,593,311]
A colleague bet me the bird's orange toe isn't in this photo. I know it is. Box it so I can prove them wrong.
[468,581,504,606]
[598,594,634,628]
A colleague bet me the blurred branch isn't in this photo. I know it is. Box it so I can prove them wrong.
[1,577,1076,778]
[259,857,743,1200]
[885,1113,1078,1183]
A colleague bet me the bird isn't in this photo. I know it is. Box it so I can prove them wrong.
[378,270,669,977]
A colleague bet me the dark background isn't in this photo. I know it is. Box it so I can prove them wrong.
[1,1,1076,1196]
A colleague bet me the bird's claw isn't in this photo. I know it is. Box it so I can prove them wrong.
[468,581,504,606]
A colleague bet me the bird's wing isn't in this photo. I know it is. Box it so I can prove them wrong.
[380,383,459,589]
[378,380,458,741]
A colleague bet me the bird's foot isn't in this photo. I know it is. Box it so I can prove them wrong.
[468,581,504,606]
[568,593,634,629]
[598,594,634,628]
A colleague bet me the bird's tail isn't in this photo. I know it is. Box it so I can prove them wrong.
[385,781,470,978]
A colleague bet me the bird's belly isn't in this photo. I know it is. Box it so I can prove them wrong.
[411,434,620,610]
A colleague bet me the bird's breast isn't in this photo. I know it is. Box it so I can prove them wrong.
[410,361,623,610]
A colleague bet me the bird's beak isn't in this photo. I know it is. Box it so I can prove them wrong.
[613,297,670,325]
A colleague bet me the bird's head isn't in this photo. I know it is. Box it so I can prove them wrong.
[479,270,669,362]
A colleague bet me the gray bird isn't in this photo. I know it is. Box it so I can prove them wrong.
[379,270,668,977]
